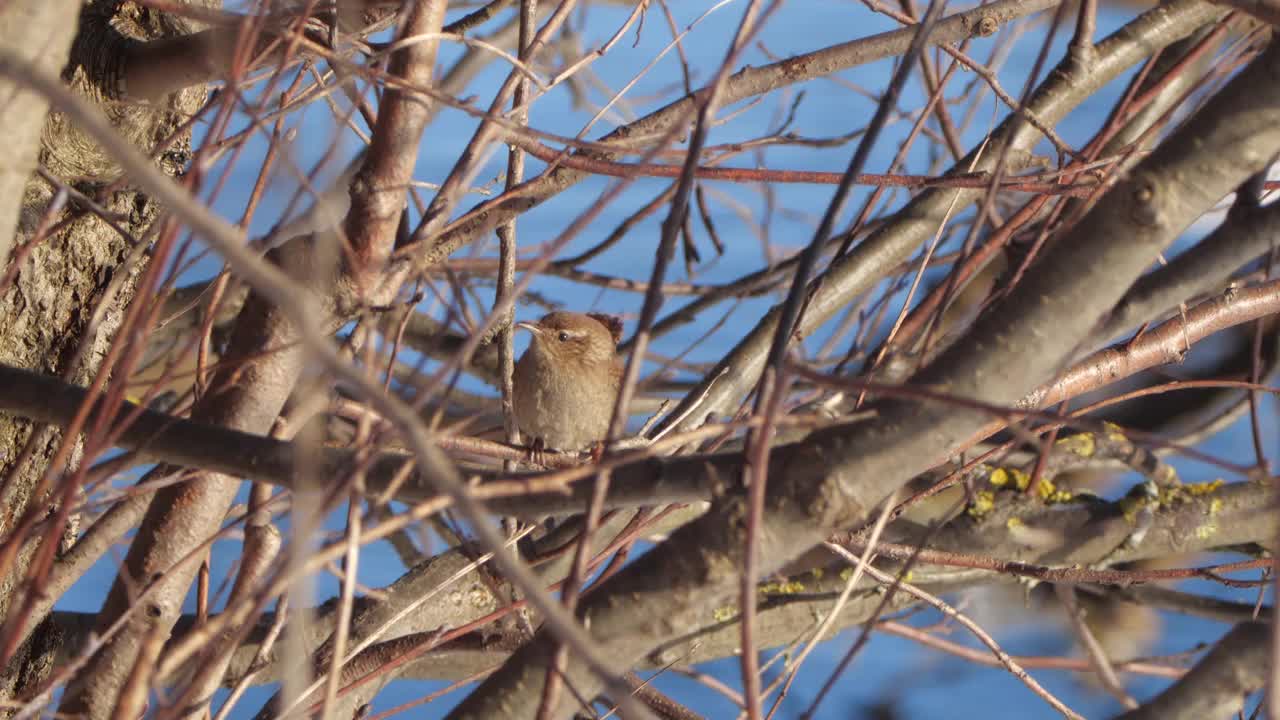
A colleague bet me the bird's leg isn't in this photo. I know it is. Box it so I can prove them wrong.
[525,436,548,467]
[588,441,605,465]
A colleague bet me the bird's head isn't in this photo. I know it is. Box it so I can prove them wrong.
[516,312,621,370]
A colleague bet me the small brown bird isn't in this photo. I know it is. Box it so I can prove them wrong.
[513,311,623,452]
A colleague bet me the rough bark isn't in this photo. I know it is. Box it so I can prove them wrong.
[0,0,81,270]
[0,0,211,705]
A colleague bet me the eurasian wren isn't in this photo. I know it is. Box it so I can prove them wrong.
[513,312,623,452]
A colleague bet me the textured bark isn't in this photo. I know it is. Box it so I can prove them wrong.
[1113,622,1269,720]
[0,0,81,270]
[0,1,1274,717]
[0,0,210,705]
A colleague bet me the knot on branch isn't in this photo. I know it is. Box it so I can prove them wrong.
[1127,178,1164,228]
[965,12,1001,38]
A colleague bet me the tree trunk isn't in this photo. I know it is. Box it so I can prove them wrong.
[0,0,210,704]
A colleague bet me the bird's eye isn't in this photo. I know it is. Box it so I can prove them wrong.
[557,331,570,342]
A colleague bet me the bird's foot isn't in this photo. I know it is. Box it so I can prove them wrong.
[525,437,550,468]
[588,441,606,465]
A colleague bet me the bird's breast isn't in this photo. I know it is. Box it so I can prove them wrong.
[513,357,618,451]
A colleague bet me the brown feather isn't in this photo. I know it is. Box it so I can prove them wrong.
[586,312,624,345]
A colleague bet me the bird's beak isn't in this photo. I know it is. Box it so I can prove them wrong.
[514,321,541,335]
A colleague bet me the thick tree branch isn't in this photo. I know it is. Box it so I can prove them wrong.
[1092,196,1280,345]
[0,279,1276,526]
[31,479,1278,691]
[121,2,403,102]
[1113,622,1268,720]
[443,28,1280,719]
[0,2,455,715]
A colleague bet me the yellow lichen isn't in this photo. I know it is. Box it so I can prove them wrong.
[1209,497,1223,515]
[810,568,824,581]
[712,606,737,622]
[1006,517,1024,529]
[1035,478,1055,500]
[1149,478,1223,509]
[1035,478,1074,504]
[989,467,1030,490]
[1055,432,1095,458]
[1186,479,1224,496]
[760,580,806,596]
[1102,421,1128,443]
[967,490,995,518]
